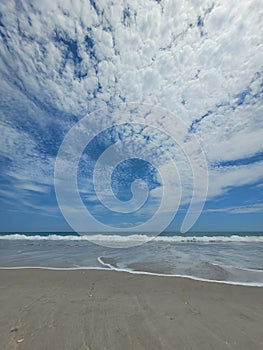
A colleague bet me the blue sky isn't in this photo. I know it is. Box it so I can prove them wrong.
[0,0,263,233]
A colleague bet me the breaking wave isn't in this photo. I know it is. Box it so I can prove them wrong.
[0,233,263,243]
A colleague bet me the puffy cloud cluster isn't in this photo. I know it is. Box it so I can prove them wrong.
[0,0,263,223]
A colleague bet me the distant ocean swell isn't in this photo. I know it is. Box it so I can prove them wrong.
[1,234,263,243]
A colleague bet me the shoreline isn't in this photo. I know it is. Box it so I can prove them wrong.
[1,266,263,287]
[1,268,263,349]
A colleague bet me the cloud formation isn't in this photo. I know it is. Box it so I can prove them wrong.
[0,0,263,228]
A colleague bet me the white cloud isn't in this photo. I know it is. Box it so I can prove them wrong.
[205,203,263,215]
[208,161,263,199]
[16,182,50,193]
[0,0,262,223]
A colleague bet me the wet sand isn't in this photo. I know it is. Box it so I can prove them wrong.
[0,268,262,350]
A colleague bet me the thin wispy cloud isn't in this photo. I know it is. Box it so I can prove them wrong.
[205,203,263,215]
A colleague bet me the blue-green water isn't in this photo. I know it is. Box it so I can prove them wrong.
[0,232,263,285]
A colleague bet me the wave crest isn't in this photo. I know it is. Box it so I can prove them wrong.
[0,234,262,243]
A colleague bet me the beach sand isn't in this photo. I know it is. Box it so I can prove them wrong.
[0,269,262,350]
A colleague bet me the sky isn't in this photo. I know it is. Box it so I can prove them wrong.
[0,0,263,233]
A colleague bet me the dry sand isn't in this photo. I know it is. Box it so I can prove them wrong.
[0,268,262,350]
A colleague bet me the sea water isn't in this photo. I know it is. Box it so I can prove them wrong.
[0,232,263,286]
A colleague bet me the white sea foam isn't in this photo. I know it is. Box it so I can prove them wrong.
[97,257,115,269]
[0,233,263,243]
[0,265,262,287]
[211,262,263,273]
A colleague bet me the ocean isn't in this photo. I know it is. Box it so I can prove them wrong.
[0,232,263,286]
